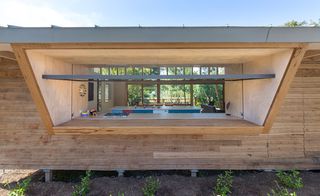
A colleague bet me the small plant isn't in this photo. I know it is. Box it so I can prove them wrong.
[268,181,297,196]
[213,170,234,196]
[108,192,125,196]
[8,177,31,196]
[276,170,303,189]
[72,170,92,196]
[117,192,125,196]
[142,176,160,196]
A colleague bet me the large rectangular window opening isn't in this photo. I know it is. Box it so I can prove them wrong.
[31,48,282,134]
[84,65,230,120]
[54,62,279,131]
[43,61,273,133]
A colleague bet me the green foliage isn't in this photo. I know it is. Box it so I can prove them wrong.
[8,177,31,196]
[213,170,233,196]
[268,181,297,196]
[108,192,125,196]
[72,170,92,196]
[193,84,224,107]
[268,170,302,196]
[127,83,224,107]
[284,19,320,27]
[117,192,125,196]
[128,84,142,106]
[160,84,191,105]
[142,176,160,196]
[143,84,157,105]
[276,170,303,189]
[284,20,307,27]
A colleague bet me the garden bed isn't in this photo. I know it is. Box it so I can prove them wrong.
[1,169,320,195]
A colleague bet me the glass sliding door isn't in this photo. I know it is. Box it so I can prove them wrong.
[127,84,142,106]
[193,84,224,109]
[160,84,191,105]
[143,84,157,105]
[127,83,225,107]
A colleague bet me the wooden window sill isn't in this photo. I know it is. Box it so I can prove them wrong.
[53,118,263,135]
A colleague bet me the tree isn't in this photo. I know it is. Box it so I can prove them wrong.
[284,19,320,27]
[128,84,142,106]
[284,20,307,27]
[193,84,224,108]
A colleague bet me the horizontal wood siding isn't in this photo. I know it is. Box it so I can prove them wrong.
[0,55,320,170]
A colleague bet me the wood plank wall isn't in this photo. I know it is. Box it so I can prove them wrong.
[0,55,320,170]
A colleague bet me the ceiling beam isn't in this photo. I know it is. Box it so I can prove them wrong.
[42,73,275,81]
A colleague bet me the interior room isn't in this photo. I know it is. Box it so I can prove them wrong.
[84,64,227,117]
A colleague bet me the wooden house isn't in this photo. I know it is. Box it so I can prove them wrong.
[1,27,320,174]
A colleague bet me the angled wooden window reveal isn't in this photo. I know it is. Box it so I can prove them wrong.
[263,47,307,133]
[10,43,308,135]
[11,45,54,134]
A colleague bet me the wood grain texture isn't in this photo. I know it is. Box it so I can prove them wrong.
[54,118,262,135]
[11,45,54,133]
[32,48,289,64]
[12,43,301,135]
[26,50,73,126]
[0,51,16,61]
[263,46,308,132]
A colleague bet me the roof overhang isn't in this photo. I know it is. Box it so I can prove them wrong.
[1,26,320,43]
